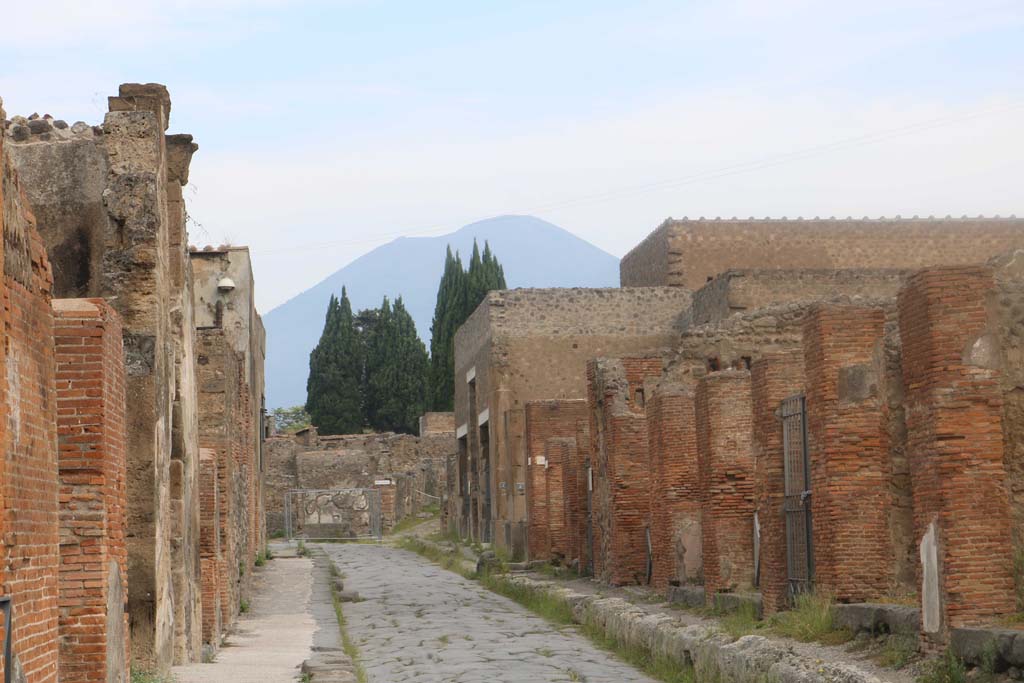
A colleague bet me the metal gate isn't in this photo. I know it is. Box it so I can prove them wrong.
[782,395,814,598]
[284,488,383,541]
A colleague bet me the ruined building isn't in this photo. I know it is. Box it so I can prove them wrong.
[449,215,1024,652]
[265,416,454,540]
[1,84,267,679]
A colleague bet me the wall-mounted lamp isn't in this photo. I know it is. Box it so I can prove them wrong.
[217,277,236,292]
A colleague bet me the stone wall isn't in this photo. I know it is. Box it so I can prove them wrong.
[53,299,128,683]
[6,84,203,670]
[453,287,691,558]
[621,216,1024,289]
[0,100,61,683]
[686,268,907,327]
[420,412,455,435]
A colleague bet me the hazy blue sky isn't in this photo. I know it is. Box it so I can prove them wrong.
[3,0,1022,311]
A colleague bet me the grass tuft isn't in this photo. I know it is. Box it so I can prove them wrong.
[768,592,850,645]
[130,671,175,683]
[916,650,968,683]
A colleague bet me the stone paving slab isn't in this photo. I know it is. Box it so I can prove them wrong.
[173,545,317,683]
[321,543,659,683]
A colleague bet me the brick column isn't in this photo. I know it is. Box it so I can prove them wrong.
[803,305,894,602]
[544,438,573,561]
[647,383,701,594]
[696,370,755,601]
[750,352,805,614]
[899,267,1015,641]
[198,449,221,644]
[53,299,129,683]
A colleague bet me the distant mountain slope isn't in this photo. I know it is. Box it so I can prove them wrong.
[264,215,620,409]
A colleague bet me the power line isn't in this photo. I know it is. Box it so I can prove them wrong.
[248,100,1023,255]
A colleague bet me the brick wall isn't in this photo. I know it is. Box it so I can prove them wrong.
[198,449,220,645]
[696,370,755,600]
[561,421,590,570]
[544,438,573,561]
[524,401,587,561]
[750,352,805,614]
[899,267,1015,639]
[1,118,60,683]
[647,383,701,593]
[620,217,1024,289]
[803,305,894,602]
[587,357,663,585]
[53,299,128,683]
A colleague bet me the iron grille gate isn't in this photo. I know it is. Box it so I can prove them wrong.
[782,395,814,598]
[284,488,383,541]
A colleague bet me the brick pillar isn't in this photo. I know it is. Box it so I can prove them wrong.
[696,370,755,601]
[198,449,221,644]
[647,383,701,594]
[899,266,1015,640]
[751,352,805,614]
[803,305,894,602]
[54,299,129,683]
[544,438,572,561]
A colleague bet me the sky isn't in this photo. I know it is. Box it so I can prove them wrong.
[2,0,1022,312]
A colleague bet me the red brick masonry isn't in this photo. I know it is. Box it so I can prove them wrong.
[54,299,129,683]
[803,305,894,602]
[899,267,1015,638]
[696,370,755,601]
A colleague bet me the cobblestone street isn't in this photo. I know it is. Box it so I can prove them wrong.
[322,543,658,683]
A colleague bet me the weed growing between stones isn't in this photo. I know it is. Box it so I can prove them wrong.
[579,619,694,683]
[711,601,764,641]
[239,599,250,614]
[254,551,267,567]
[916,650,968,683]
[130,671,175,683]
[297,540,311,557]
[329,561,368,683]
[874,632,919,669]
[767,592,851,645]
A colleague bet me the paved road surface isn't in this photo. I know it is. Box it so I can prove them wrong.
[322,543,658,683]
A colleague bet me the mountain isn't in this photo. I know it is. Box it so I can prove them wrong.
[263,215,620,409]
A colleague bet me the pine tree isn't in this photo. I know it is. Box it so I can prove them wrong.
[427,241,507,411]
[368,297,429,433]
[305,288,364,435]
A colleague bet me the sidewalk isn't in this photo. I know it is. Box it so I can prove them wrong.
[173,543,317,683]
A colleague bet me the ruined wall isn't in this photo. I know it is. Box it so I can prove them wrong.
[750,352,804,615]
[263,437,299,536]
[803,305,895,602]
[0,101,60,683]
[621,216,1024,289]
[524,400,587,560]
[7,84,203,670]
[695,370,755,601]
[899,266,1016,640]
[686,269,907,327]
[54,299,128,683]
[647,383,701,592]
[420,412,455,435]
[453,287,691,557]
[988,251,1024,610]
[197,449,220,645]
[587,357,664,585]
[544,439,573,561]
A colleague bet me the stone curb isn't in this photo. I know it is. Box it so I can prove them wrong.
[503,575,890,683]
[301,548,359,682]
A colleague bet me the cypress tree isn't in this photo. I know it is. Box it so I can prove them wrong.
[368,296,428,433]
[305,287,364,435]
[427,241,507,411]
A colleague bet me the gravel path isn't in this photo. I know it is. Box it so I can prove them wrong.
[322,543,659,683]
